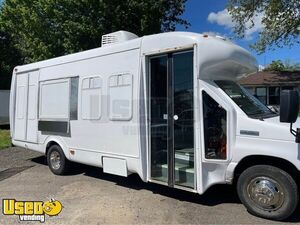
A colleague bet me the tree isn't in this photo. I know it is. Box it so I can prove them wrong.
[0,29,22,89]
[0,0,189,64]
[263,60,285,71]
[283,60,300,71]
[263,59,300,71]
[227,0,300,53]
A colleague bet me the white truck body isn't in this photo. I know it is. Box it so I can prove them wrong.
[0,90,10,125]
[9,31,300,198]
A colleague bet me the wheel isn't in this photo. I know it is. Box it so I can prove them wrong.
[237,165,298,221]
[47,145,70,175]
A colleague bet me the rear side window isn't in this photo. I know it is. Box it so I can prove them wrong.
[81,76,102,120]
[108,73,133,121]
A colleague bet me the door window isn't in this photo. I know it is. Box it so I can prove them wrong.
[202,91,227,160]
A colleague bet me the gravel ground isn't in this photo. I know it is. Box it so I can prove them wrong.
[0,147,42,172]
[0,147,299,224]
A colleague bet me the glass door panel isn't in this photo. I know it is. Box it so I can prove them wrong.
[150,56,168,183]
[150,51,194,189]
[173,52,194,188]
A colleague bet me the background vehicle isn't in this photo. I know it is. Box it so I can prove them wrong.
[10,31,300,220]
[0,90,10,125]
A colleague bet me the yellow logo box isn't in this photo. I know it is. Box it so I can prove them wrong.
[3,199,62,216]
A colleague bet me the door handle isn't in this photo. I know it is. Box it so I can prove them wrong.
[163,114,168,120]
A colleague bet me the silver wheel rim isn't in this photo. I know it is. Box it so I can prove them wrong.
[50,151,61,170]
[247,176,285,211]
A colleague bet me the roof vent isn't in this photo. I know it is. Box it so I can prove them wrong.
[101,31,138,47]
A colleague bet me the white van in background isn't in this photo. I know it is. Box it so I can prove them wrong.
[0,90,10,125]
[10,31,300,221]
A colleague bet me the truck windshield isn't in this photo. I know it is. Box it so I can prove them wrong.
[215,80,277,118]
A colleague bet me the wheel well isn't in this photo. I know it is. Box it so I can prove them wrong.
[234,155,300,183]
[45,141,59,156]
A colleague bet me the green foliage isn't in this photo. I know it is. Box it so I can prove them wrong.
[0,0,188,64]
[263,60,285,71]
[0,0,188,89]
[0,29,22,89]
[227,0,300,53]
[283,60,300,71]
[264,60,300,72]
[0,129,10,149]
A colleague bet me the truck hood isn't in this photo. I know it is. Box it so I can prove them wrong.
[238,115,300,142]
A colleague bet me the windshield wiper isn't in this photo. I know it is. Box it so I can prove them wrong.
[248,111,265,116]
[248,111,278,120]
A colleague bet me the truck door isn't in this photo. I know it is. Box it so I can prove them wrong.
[149,50,195,189]
[198,83,233,193]
[14,71,39,143]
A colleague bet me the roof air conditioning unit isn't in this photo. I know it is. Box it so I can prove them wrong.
[101,31,138,47]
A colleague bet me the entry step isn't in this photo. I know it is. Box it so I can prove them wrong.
[175,148,194,165]
[156,163,194,188]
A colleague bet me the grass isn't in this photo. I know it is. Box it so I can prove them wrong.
[0,129,11,149]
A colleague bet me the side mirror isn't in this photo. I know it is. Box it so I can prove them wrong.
[280,90,299,123]
[280,90,300,143]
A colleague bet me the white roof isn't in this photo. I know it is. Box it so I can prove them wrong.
[15,31,257,79]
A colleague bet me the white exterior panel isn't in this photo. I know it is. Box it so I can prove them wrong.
[14,74,28,141]
[26,71,39,143]
[103,157,128,177]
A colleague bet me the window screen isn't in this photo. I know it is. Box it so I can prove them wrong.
[109,74,133,120]
[81,76,102,120]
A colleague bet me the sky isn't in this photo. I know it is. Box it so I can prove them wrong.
[176,0,300,67]
[0,0,298,67]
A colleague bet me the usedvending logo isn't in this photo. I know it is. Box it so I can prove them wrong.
[2,198,62,223]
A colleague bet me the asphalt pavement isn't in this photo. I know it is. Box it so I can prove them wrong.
[0,147,299,224]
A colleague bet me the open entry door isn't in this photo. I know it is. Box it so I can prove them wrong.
[149,50,195,189]
[14,71,39,143]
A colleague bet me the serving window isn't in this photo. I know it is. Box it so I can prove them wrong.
[39,79,70,120]
[38,77,79,133]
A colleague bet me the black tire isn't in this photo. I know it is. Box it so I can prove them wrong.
[46,145,70,175]
[237,165,298,221]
